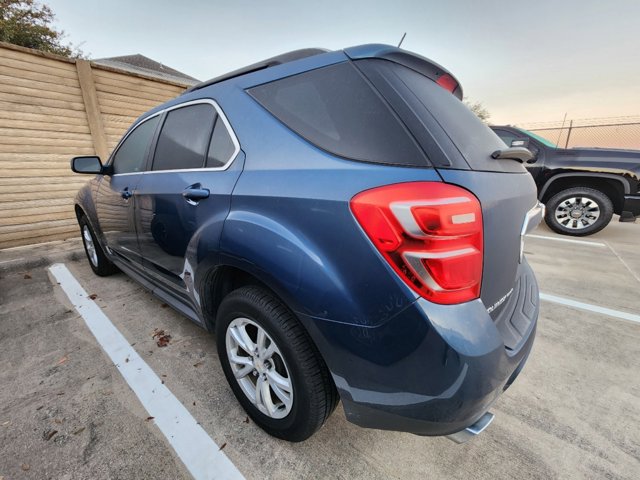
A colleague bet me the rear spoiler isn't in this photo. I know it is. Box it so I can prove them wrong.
[344,44,464,100]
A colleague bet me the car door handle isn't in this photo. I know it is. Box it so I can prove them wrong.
[121,188,133,200]
[182,185,210,204]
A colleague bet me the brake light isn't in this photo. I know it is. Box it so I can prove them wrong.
[350,182,483,304]
[436,74,458,94]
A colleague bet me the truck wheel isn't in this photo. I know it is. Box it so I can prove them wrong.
[216,286,338,442]
[79,215,119,276]
[545,187,613,236]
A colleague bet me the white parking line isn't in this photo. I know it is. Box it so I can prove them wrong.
[527,234,606,247]
[49,263,245,480]
[540,292,640,324]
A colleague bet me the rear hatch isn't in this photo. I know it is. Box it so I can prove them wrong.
[355,58,539,315]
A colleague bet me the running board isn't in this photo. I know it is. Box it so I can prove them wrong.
[446,412,495,444]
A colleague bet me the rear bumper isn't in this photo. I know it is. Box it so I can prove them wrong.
[622,195,640,217]
[302,260,539,438]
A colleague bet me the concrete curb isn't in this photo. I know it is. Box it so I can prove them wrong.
[0,239,84,274]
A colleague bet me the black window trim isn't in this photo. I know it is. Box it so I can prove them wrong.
[109,99,240,177]
[107,112,161,177]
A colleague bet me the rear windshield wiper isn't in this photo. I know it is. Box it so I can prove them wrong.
[491,147,534,163]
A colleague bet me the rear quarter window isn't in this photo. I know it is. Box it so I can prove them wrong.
[248,62,429,167]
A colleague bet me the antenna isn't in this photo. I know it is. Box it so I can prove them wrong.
[556,112,567,147]
[397,32,407,48]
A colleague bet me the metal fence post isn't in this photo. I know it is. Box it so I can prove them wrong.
[565,120,573,148]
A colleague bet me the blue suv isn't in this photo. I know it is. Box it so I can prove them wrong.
[71,44,542,442]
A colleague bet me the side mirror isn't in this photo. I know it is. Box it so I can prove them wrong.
[510,138,530,149]
[71,156,103,174]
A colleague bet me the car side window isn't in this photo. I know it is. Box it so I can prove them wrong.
[206,116,237,168]
[493,129,519,147]
[111,116,160,174]
[152,104,217,171]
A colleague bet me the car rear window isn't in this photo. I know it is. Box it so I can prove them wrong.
[248,62,429,167]
[153,104,216,171]
[356,59,525,173]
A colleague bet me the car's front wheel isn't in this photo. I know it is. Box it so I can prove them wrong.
[545,187,613,236]
[216,286,338,442]
[79,215,118,276]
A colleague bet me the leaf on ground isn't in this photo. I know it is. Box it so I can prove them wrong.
[1,421,9,426]
[23,274,32,280]
[53,418,63,424]
[56,355,68,365]
[219,442,227,451]
[152,329,172,347]
[88,294,97,300]
[36,406,43,411]
[145,416,154,422]
[44,429,58,441]
[21,463,30,471]
[73,427,85,435]
[193,361,204,368]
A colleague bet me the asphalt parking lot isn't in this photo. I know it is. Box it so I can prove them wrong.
[1,220,639,480]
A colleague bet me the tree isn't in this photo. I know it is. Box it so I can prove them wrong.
[464,98,490,123]
[0,0,84,57]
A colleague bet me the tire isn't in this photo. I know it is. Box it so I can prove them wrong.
[79,215,119,276]
[216,286,338,442]
[544,187,614,236]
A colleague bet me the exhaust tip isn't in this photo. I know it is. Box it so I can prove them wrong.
[446,412,495,444]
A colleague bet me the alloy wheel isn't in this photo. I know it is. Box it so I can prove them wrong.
[82,225,99,267]
[225,317,294,419]
[554,196,600,230]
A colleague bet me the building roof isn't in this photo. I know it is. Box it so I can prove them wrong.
[93,54,199,85]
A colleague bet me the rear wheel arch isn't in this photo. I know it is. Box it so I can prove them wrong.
[200,264,304,333]
[540,174,626,213]
[74,204,85,222]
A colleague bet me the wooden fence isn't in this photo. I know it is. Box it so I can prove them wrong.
[0,42,190,249]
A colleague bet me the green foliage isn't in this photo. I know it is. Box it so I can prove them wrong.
[0,0,84,57]
[464,98,491,123]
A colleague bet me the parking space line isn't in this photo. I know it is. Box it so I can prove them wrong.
[527,234,606,247]
[540,292,640,324]
[49,263,245,480]
[604,241,640,284]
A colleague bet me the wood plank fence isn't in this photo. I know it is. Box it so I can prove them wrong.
[0,42,190,249]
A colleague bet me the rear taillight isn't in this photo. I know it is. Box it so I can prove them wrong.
[350,182,483,305]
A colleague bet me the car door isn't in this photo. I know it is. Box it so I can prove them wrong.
[135,99,242,299]
[96,115,160,266]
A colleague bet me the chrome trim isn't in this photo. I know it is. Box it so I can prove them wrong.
[108,112,162,176]
[446,412,495,444]
[110,99,241,177]
[390,198,471,238]
[520,201,545,262]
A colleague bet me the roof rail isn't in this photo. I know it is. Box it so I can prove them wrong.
[184,48,329,94]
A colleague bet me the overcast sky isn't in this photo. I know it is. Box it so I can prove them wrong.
[47,0,640,125]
